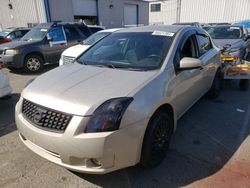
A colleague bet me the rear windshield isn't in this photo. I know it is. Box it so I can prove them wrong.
[205,26,243,39]
[77,32,173,71]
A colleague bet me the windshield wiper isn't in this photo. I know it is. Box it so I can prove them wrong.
[102,63,116,69]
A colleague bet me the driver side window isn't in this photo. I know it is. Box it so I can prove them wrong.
[174,35,198,70]
[180,35,197,59]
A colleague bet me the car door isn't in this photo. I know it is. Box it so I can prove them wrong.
[41,26,67,63]
[171,32,205,118]
[195,33,219,92]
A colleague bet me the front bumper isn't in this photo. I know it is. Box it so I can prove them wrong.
[0,53,23,68]
[15,98,147,174]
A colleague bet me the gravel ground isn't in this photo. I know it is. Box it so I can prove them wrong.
[0,65,250,188]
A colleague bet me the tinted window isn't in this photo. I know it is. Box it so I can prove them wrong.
[79,26,91,38]
[196,35,212,56]
[48,26,66,42]
[89,27,104,34]
[21,30,29,36]
[77,32,173,71]
[64,26,81,41]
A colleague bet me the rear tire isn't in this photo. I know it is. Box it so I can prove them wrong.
[23,54,44,73]
[207,71,221,99]
[140,111,173,168]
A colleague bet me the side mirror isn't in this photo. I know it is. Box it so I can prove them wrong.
[179,57,203,70]
[46,33,53,42]
[246,35,250,40]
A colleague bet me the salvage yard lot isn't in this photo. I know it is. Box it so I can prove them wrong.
[0,66,250,188]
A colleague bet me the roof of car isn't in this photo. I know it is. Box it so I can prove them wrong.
[116,25,185,34]
[36,22,87,29]
[208,24,243,28]
[88,25,105,29]
[173,22,199,25]
[4,27,30,32]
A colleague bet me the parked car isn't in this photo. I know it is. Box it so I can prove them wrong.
[173,22,202,28]
[16,25,220,174]
[234,20,250,33]
[88,25,105,34]
[59,28,122,66]
[0,66,12,98]
[204,25,250,60]
[0,27,30,44]
[0,22,92,72]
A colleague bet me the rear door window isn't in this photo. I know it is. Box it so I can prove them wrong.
[64,26,81,41]
[89,27,103,34]
[21,30,29,36]
[78,26,91,38]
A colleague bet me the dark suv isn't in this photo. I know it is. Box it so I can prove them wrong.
[0,22,91,72]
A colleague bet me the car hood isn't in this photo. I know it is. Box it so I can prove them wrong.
[0,40,37,50]
[213,39,244,49]
[62,44,90,58]
[22,63,157,116]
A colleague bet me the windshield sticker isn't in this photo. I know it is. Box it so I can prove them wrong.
[40,29,48,32]
[152,31,175,37]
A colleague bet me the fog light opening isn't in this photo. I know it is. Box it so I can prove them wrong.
[90,158,102,167]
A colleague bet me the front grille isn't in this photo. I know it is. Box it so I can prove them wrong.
[63,56,75,65]
[22,99,72,132]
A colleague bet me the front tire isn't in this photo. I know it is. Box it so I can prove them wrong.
[23,54,44,72]
[140,111,173,168]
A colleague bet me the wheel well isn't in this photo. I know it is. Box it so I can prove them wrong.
[24,52,45,63]
[150,104,175,132]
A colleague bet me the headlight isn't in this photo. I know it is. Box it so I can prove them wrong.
[4,49,20,55]
[85,97,133,133]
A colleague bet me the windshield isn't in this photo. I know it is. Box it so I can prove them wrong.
[0,31,10,38]
[83,32,111,45]
[205,26,243,39]
[21,28,47,41]
[77,32,173,71]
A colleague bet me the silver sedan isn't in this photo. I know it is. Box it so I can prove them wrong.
[15,25,221,174]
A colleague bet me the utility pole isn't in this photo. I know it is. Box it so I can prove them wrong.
[176,0,181,23]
